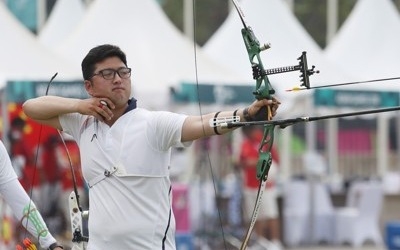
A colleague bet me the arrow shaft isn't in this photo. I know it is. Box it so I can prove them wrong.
[226,106,400,128]
[290,76,400,91]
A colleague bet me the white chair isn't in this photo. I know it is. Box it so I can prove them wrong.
[282,180,310,247]
[334,182,384,247]
[310,182,335,244]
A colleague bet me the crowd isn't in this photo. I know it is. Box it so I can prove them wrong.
[6,117,87,244]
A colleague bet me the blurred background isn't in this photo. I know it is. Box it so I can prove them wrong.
[0,0,400,249]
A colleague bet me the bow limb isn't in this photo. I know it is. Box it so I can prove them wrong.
[68,190,88,250]
[231,0,275,116]
[231,1,274,247]
[56,130,88,249]
[239,125,275,250]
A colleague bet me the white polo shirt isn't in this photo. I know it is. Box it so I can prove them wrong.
[60,108,188,249]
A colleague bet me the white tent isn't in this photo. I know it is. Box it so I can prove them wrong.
[38,0,86,50]
[0,2,80,82]
[204,0,354,115]
[324,0,400,88]
[54,0,248,109]
[324,0,400,178]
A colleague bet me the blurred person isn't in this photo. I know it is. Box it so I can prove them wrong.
[0,139,63,250]
[37,135,64,236]
[8,117,37,190]
[22,44,280,249]
[239,125,283,250]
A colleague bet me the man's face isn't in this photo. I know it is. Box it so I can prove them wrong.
[85,56,132,108]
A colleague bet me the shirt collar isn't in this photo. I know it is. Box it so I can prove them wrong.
[124,98,137,114]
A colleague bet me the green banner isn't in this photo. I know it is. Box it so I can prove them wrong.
[314,89,400,108]
[172,82,255,105]
[6,81,88,103]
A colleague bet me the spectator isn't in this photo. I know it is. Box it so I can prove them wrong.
[239,125,283,250]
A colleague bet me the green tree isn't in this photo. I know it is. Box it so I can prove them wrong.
[162,0,228,45]
[162,0,400,48]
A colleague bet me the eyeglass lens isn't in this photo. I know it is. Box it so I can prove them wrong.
[100,68,131,80]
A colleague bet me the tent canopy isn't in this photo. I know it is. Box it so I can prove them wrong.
[38,0,86,50]
[55,0,248,109]
[324,0,400,91]
[0,2,80,83]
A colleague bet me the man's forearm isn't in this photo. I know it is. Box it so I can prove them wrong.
[23,96,80,120]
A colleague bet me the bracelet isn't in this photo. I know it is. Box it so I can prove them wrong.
[213,111,221,135]
[243,107,253,121]
[48,242,64,250]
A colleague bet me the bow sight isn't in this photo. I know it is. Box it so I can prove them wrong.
[262,51,319,89]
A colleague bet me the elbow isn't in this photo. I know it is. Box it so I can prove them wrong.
[22,99,42,120]
[22,99,34,118]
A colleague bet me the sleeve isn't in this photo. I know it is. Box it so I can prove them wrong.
[0,179,57,249]
[148,111,190,151]
[59,112,86,142]
[0,142,18,185]
[0,142,57,249]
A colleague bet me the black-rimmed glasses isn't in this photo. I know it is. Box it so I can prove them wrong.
[91,67,132,80]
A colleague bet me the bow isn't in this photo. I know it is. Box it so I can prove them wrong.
[229,0,317,248]
[16,73,58,250]
[47,93,88,249]
[20,73,88,250]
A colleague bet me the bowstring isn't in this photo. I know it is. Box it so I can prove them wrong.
[191,0,227,249]
[22,73,58,245]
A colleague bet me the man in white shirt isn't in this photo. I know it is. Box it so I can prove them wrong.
[23,44,280,249]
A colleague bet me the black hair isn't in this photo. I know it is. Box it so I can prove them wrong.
[11,117,26,129]
[241,125,263,136]
[81,44,128,80]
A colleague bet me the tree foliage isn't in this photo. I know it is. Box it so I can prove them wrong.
[162,0,400,48]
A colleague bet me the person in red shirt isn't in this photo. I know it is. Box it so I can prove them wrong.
[8,117,37,190]
[240,125,282,250]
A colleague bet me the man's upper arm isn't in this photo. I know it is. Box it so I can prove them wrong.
[35,116,63,131]
[181,116,205,142]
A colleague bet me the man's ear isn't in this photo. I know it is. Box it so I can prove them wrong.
[84,80,93,93]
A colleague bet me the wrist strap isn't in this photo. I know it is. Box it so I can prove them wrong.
[213,111,221,135]
[243,107,253,121]
[48,243,64,250]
